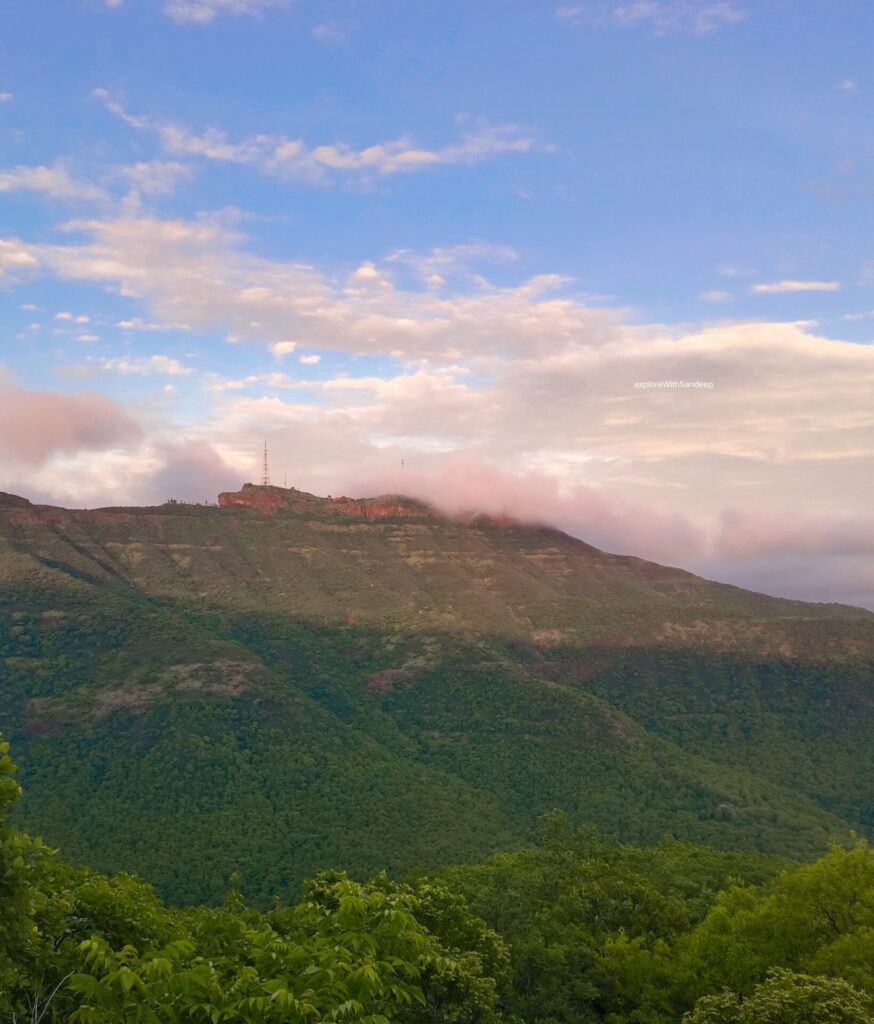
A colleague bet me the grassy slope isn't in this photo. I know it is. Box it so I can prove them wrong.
[0,488,871,902]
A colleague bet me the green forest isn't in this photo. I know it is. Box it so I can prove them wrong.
[3,738,873,1023]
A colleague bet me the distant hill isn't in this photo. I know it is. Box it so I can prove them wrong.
[1,483,871,903]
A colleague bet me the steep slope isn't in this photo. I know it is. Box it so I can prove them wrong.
[0,485,871,902]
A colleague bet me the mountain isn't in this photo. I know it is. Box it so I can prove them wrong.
[0,484,872,904]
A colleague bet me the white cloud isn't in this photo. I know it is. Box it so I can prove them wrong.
[839,78,858,92]
[11,213,874,503]
[299,354,321,365]
[752,280,841,294]
[387,242,519,284]
[699,289,731,303]
[55,312,91,323]
[611,1,747,34]
[0,93,12,103]
[0,163,107,203]
[97,354,194,376]
[162,0,292,24]
[117,317,192,331]
[94,93,540,184]
[21,214,609,361]
[116,161,195,196]
[554,5,586,20]
[311,21,347,44]
[76,333,100,343]
[558,1,747,35]
[0,239,40,281]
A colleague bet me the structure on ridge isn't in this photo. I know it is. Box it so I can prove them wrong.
[261,440,270,487]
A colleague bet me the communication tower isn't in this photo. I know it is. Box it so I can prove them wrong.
[261,441,270,486]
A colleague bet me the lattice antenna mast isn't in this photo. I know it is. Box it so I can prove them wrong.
[261,440,271,486]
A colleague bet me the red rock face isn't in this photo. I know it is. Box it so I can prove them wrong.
[217,486,285,513]
[332,499,431,520]
[217,484,436,520]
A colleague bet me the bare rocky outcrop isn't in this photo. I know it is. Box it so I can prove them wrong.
[217,482,436,521]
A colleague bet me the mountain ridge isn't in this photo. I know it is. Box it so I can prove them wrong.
[1,481,872,902]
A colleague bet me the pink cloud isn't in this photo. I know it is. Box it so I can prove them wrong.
[0,384,142,467]
[144,440,240,504]
[716,509,874,559]
[340,454,707,564]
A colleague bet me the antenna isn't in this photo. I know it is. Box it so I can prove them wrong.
[261,440,270,486]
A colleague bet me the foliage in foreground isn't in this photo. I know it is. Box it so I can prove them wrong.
[1,738,507,1024]
[3,738,874,1024]
[439,812,874,1024]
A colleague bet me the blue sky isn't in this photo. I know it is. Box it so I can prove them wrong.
[1,0,873,607]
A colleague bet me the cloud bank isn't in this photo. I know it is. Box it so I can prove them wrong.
[0,383,142,468]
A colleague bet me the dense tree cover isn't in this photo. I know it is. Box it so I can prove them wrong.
[438,815,874,1024]
[605,841,874,1022]
[3,739,873,1023]
[3,588,863,903]
[0,739,509,1024]
[583,648,874,830]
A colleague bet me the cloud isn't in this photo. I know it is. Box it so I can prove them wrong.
[612,1,746,34]
[386,242,519,286]
[752,280,841,294]
[162,0,292,24]
[116,161,196,196]
[715,508,874,560]
[558,1,747,35]
[839,78,858,92]
[0,163,107,203]
[117,317,192,331]
[94,93,540,184]
[0,383,142,467]
[699,289,731,303]
[337,455,707,563]
[208,315,874,492]
[269,122,535,180]
[55,311,90,323]
[299,354,321,365]
[145,440,239,502]
[0,93,12,103]
[0,238,40,282]
[25,214,612,360]
[311,21,347,45]
[97,355,194,376]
